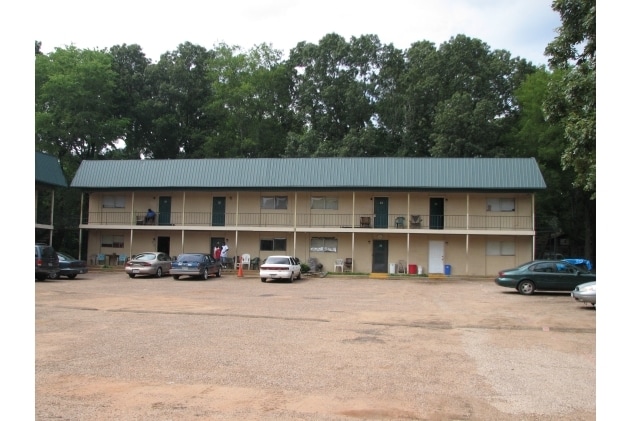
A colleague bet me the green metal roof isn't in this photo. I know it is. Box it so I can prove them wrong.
[70,157,546,191]
[35,152,67,188]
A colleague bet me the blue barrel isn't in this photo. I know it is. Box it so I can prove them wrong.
[444,264,452,275]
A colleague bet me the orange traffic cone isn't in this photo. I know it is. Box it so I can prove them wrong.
[237,264,244,277]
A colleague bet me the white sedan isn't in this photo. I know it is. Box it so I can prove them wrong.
[260,256,302,283]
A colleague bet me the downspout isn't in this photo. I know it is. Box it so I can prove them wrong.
[78,192,84,260]
[466,194,470,275]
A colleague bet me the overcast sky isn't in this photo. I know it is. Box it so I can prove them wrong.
[35,0,561,66]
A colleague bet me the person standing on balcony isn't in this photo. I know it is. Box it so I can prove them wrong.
[144,209,156,224]
[220,241,230,268]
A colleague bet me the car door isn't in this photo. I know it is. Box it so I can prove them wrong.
[529,262,556,289]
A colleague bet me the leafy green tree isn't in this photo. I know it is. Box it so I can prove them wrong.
[429,35,536,157]
[143,42,215,159]
[35,45,129,174]
[543,0,596,197]
[204,43,294,158]
[286,33,382,155]
[108,43,153,159]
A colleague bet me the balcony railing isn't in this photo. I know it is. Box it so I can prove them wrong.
[82,212,534,231]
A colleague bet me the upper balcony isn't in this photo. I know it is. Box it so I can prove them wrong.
[81,211,534,233]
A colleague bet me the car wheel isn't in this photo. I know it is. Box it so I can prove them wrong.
[297,271,302,280]
[173,275,180,280]
[517,280,535,295]
[201,268,208,280]
[288,273,294,283]
[67,274,77,279]
[261,278,266,282]
[49,272,59,280]
[128,273,136,279]
[36,275,48,281]
[156,267,163,278]
[215,267,221,277]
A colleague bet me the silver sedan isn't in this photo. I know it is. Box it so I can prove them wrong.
[124,252,172,278]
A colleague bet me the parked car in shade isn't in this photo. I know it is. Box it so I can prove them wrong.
[495,260,595,295]
[35,244,59,281]
[124,252,172,278]
[260,255,302,283]
[50,252,88,279]
[171,253,221,280]
[571,281,596,307]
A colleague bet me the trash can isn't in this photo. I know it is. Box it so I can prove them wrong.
[408,264,418,275]
[444,264,452,276]
[389,263,397,274]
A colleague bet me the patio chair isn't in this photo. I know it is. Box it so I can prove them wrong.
[241,254,251,270]
[410,215,422,228]
[117,254,127,265]
[398,260,407,274]
[250,257,260,270]
[97,254,106,265]
[395,216,405,228]
[334,259,344,272]
[360,216,371,228]
[344,258,353,272]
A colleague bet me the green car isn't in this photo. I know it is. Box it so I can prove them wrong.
[495,260,595,295]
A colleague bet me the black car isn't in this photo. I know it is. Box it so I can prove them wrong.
[50,252,88,279]
[171,253,222,280]
[35,244,59,281]
[495,260,596,295]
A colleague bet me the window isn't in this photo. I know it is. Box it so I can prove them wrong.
[309,237,338,253]
[310,196,338,210]
[261,196,288,209]
[260,238,286,251]
[486,241,515,256]
[486,198,515,212]
[101,235,124,248]
[102,195,126,208]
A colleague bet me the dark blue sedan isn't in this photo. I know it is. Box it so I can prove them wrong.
[50,252,88,279]
[495,260,595,295]
[171,253,222,280]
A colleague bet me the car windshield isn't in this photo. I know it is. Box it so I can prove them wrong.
[178,254,203,262]
[266,257,290,265]
[135,253,157,261]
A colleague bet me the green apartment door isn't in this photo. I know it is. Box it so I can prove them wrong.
[429,197,444,229]
[212,197,226,226]
[158,196,171,225]
[372,240,388,273]
[373,197,389,228]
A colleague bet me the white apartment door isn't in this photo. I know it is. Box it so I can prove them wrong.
[428,241,445,274]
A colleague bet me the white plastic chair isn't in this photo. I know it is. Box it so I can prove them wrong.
[241,254,251,270]
[334,259,344,272]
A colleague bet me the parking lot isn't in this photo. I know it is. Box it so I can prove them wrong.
[36,271,595,420]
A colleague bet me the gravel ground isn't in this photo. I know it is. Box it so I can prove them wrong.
[35,271,595,420]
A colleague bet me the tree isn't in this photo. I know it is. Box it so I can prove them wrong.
[428,35,536,157]
[544,0,596,197]
[204,43,294,158]
[35,45,129,172]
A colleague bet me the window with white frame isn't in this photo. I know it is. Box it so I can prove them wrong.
[101,235,125,248]
[261,196,288,209]
[102,195,126,208]
[310,196,339,210]
[486,241,515,256]
[486,198,515,212]
[309,237,338,253]
[260,238,287,251]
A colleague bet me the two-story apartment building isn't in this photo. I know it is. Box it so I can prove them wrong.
[70,157,546,276]
[36,151,68,245]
